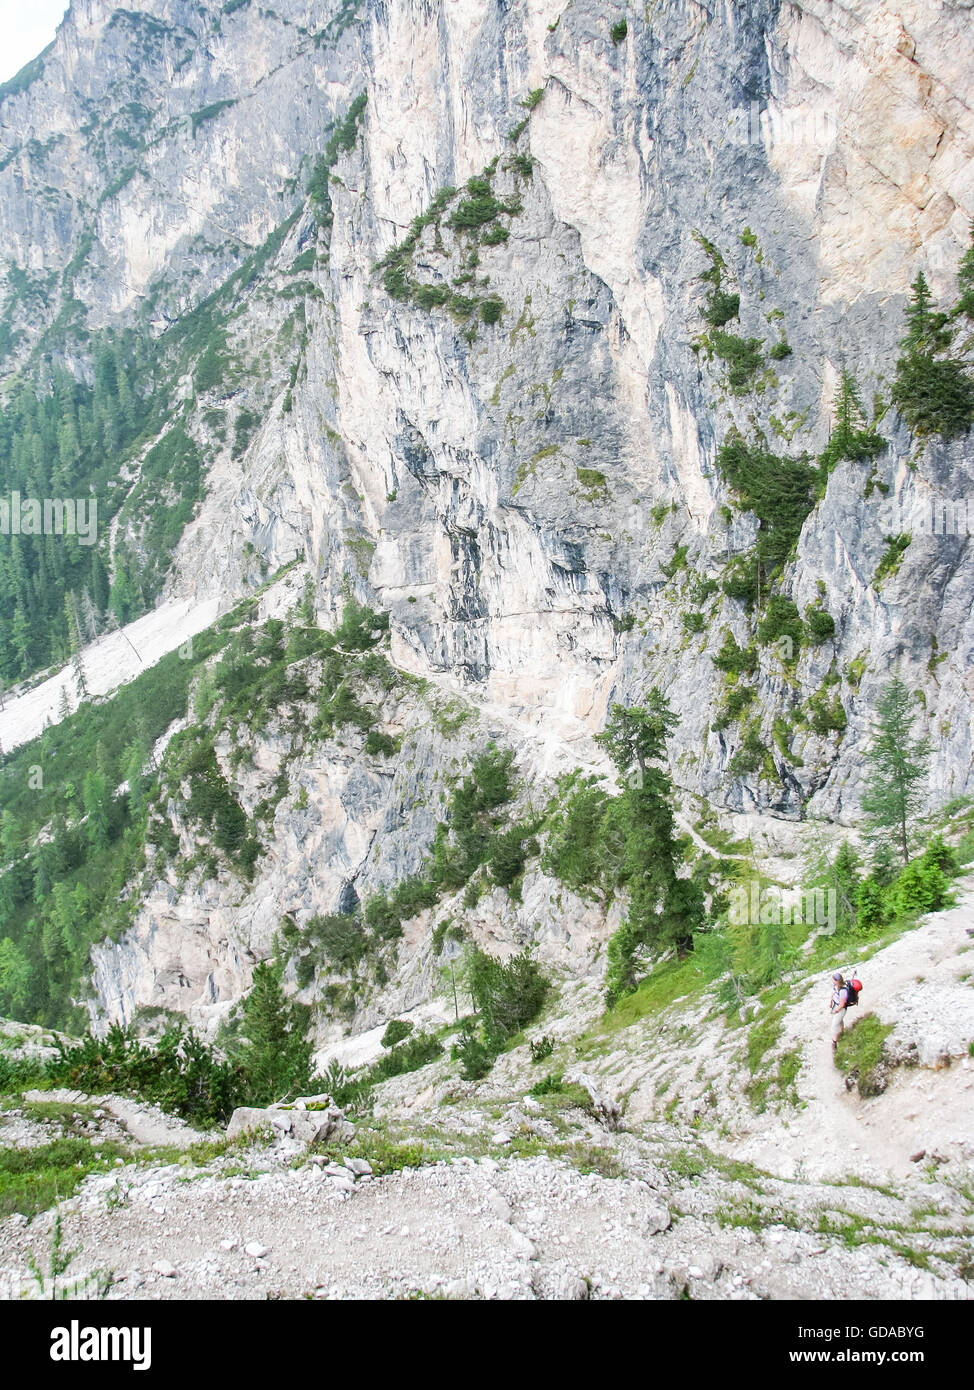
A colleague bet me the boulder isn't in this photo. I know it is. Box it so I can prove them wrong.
[565,1071,622,1131]
[226,1102,354,1146]
[226,1107,276,1142]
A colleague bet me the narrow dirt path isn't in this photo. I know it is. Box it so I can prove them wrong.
[733,877,974,1181]
[22,1090,209,1150]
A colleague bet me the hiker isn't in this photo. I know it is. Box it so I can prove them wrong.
[829,970,849,1052]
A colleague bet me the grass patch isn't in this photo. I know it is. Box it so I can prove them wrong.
[834,1015,894,1098]
[0,1136,128,1219]
[745,1012,783,1073]
[594,955,706,1035]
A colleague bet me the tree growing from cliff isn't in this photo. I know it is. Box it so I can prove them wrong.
[239,961,314,1104]
[891,271,974,439]
[818,368,887,473]
[861,677,931,866]
[953,220,974,328]
[596,692,705,1005]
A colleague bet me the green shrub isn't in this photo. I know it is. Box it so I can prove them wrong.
[818,369,887,472]
[364,730,399,757]
[310,913,367,969]
[369,1031,442,1081]
[541,775,611,894]
[610,19,628,43]
[576,466,608,496]
[453,1028,495,1081]
[329,1032,443,1106]
[886,858,949,919]
[713,684,756,732]
[449,195,504,231]
[529,1034,555,1063]
[479,297,504,324]
[757,597,803,652]
[529,1070,564,1095]
[381,1019,414,1048]
[721,554,759,607]
[414,283,451,310]
[307,92,368,220]
[709,330,765,394]
[891,271,974,439]
[715,431,816,577]
[808,688,847,735]
[874,534,910,586]
[449,293,477,318]
[488,824,538,892]
[662,543,689,579]
[333,600,389,650]
[728,725,769,778]
[702,290,740,329]
[0,1052,48,1094]
[854,876,888,933]
[49,1023,244,1126]
[805,605,835,643]
[470,949,549,1047]
[237,962,314,1104]
[712,630,757,675]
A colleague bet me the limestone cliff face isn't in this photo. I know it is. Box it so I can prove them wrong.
[172,0,974,812]
[3,0,973,1029]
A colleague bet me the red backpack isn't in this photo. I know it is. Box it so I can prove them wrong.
[845,976,862,1009]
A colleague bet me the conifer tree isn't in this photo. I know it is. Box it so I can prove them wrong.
[818,368,887,472]
[891,271,974,438]
[82,770,109,851]
[955,221,974,323]
[861,677,931,865]
[596,692,704,1005]
[239,961,313,1104]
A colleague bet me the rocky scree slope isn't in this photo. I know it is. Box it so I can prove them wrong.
[2,877,973,1301]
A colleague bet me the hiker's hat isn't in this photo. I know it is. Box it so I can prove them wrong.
[832,970,843,980]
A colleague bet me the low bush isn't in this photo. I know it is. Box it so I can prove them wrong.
[805,605,835,643]
[380,1019,414,1049]
[49,1023,244,1126]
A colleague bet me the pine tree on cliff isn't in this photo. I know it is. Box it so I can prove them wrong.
[240,961,313,1104]
[818,368,887,473]
[861,677,931,866]
[891,271,974,439]
[953,220,974,325]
